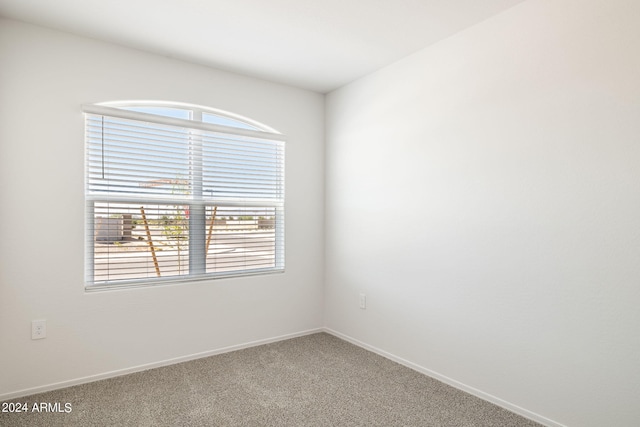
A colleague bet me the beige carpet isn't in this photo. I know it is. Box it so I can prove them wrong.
[0,333,541,426]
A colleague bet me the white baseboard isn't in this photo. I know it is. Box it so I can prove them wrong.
[0,328,323,402]
[323,328,566,427]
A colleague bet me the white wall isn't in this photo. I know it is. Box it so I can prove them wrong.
[0,19,324,398]
[325,0,640,426]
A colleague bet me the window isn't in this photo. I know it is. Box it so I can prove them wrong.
[84,101,285,289]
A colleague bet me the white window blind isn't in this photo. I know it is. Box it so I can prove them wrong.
[84,103,285,288]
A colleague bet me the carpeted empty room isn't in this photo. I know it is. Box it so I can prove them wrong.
[0,333,540,427]
[2,0,640,426]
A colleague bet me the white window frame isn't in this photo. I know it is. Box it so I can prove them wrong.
[84,101,285,290]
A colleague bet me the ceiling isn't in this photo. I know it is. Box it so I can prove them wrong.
[0,0,526,93]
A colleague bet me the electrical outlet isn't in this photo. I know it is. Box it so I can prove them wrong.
[32,319,46,340]
[359,293,366,309]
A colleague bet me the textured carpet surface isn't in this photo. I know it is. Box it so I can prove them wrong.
[1,333,541,426]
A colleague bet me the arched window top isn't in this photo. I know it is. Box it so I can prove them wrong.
[95,100,280,134]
